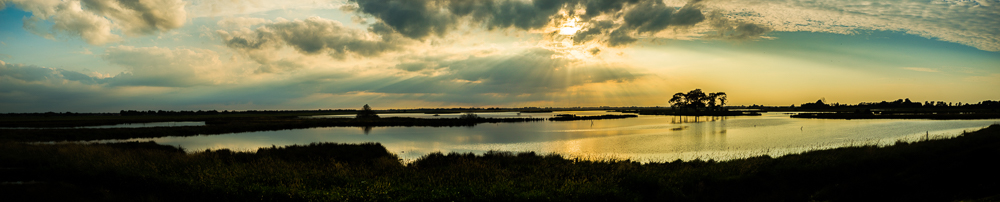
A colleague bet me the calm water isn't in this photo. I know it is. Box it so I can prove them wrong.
[4,121,205,129]
[127,112,997,162]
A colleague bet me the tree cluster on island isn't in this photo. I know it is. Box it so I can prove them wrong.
[668,89,728,112]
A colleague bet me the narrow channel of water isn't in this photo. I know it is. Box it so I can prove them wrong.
[2,121,205,129]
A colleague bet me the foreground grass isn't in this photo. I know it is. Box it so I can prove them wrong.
[3,125,1000,201]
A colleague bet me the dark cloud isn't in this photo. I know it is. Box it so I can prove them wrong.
[621,0,675,34]
[708,12,771,40]
[219,17,404,62]
[483,0,566,30]
[578,0,638,20]
[611,0,705,45]
[670,5,706,26]
[348,0,456,39]
[348,0,567,38]
[607,28,637,47]
[572,20,615,44]
[348,0,708,46]
[79,0,186,35]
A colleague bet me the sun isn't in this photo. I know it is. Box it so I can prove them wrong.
[558,17,583,35]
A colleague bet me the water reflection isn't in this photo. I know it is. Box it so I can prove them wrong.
[1,121,205,129]
[127,112,997,163]
[670,116,728,124]
[361,126,372,135]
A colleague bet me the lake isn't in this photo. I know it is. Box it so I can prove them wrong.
[123,112,998,162]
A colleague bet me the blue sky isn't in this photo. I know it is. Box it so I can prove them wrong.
[1,0,998,112]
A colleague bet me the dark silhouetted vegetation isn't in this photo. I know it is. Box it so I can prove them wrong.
[793,98,1000,119]
[2,124,999,201]
[645,89,753,116]
[791,111,1000,119]
[668,89,728,112]
[355,104,380,119]
[800,98,1000,109]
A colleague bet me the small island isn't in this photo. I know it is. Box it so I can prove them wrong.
[628,89,762,116]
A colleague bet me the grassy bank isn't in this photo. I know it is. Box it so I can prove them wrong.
[3,125,1000,201]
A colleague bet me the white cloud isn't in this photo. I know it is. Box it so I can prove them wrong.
[49,1,121,44]
[2,0,187,45]
[185,0,342,17]
[701,0,1000,51]
[217,16,408,72]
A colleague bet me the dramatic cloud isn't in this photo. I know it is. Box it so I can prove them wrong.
[217,17,406,72]
[705,12,772,40]
[344,0,999,51]
[700,0,1000,51]
[1,0,186,45]
[347,0,713,47]
[79,0,187,35]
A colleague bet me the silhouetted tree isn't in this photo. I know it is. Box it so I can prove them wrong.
[708,92,727,111]
[669,92,689,109]
[801,99,830,108]
[356,104,380,119]
[669,89,726,112]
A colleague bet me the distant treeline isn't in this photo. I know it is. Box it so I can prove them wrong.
[0,112,119,117]
[117,109,358,116]
[0,109,358,117]
[2,106,670,116]
[800,99,1000,109]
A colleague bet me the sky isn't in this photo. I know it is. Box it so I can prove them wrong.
[0,0,998,113]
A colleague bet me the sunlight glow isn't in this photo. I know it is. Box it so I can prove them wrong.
[558,17,583,35]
